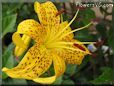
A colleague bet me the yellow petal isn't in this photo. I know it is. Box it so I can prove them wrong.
[41,1,60,26]
[59,21,74,41]
[34,1,61,43]
[34,1,60,27]
[14,34,31,57]
[33,76,56,84]
[16,19,46,42]
[52,52,66,77]
[33,53,66,84]
[2,43,52,80]
[12,19,45,56]
[58,39,90,65]
[12,32,27,48]
[34,2,47,25]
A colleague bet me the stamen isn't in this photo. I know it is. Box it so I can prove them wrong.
[46,9,65,42]
[55,9,79,38]
[78,42,96,44]
[58,22,93,40]
[47,9,79,43]
[73,43,86,51]
[56,9,65,16]
[61,14,63,22]
[49,45,86,53]
[49,41,96,45]
[47,41,95,49]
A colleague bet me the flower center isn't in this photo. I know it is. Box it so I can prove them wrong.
[43,9,93,54]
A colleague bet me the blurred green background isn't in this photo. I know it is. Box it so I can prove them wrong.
[1,1,114,85]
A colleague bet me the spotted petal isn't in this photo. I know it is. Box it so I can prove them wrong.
[58,39,90,65]
[33,52,66,84]
[52,52,66,77]
[34,1,60,27]
[59,21,74,41]
[12,19,46,48]
[2,43,52,80]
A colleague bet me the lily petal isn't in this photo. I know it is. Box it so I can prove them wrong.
[2,43,52,80]
[34,1,60,27]
[59,21,74,41]
[34,1,60,41]
[52,52,66,77]
[34,2,47,25]
[14,34,31,57]
[33,52,65,84]
[42,1,61,40]
[12,19,46,48]
[41,1,60,26]
[17,19,45,41]
[33,76,56,84]
[58,39,90,65]
[33,51,66,84]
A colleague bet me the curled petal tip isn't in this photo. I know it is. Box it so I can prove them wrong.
[2,67,8,72]
[34,1,40,13]
[88,51,92,55]
[33,76,56,84]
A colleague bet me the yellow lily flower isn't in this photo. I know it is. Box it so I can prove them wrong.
[2,1,93,84]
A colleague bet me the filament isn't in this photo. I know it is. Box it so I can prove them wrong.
[58,22,93,40]
[47,9,79,44]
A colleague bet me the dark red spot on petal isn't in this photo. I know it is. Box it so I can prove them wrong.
[73,43,86,51]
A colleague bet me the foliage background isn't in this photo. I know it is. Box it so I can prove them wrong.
[1,1,114,85]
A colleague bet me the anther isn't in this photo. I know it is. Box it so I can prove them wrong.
[73,43,86,51]
[56,9,65,16]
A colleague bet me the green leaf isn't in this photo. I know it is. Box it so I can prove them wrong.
[96,23,107,39]
[53,76,63,85]
[62,79,75,85]
[65,64,77,76]
[63,14,69,21]
[74,29,95,42]
[74,9,96,42]
[2,14,17,38]
[79,8,96,25]
[2,43,14,79]
[76,56,90,73]
[12,79,27,85]
[2,4,22,16]
[2,78,27,85]
[90,67,113,85]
